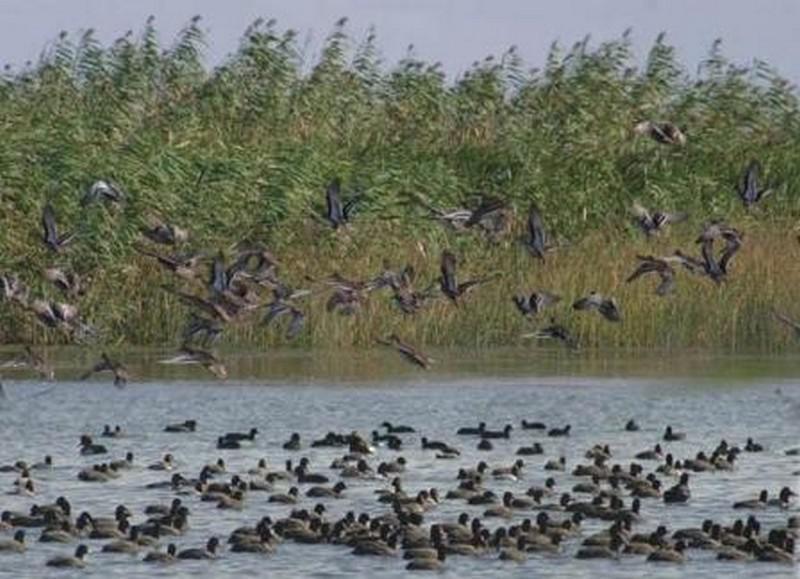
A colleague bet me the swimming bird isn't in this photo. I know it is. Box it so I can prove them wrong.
[626,255,680,296]
[663,473,691,504]
[178,537,219,560]
[41,203,75,253]
[513,291,561,317]
[81,353,129,387]
[573,292,621,322]
[143,543,177,563]
[733,490,768,510]
[663,425,686,441]
[738,160,772,207]
[631,201,687,236]
[378,334,432,369]
[633,120,686,146]
[164,419,196,433]
[46,544,88,568]
[159,346,227,379]
[0,530,26,553]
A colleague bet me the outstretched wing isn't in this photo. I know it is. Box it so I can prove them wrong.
[42,204,58,246]
[740,160,760,205]
[325,179,344,227]
[526,204,547,257]
[440,251,458,295]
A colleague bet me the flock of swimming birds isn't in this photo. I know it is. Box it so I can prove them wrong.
[0,121,796,571]
[0,121,798,380]
[0,414,797,570]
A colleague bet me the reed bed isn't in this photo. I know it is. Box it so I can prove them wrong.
[0,18,799,351]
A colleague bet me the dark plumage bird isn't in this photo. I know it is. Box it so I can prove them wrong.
[324,178,359,229]
[633,120,686,146]
[378,334,432,369]
[513,291,561,317]
[523,203,550,259]
[663,473,691,504]
[739,160,772,207]
[41,203,75,253]
[81,353,129,387]
[46,544,89,568]
[573,292,621,322]
[631,202,687,237]
[626,255,680,296]
[182,313,224,346]
[439,251,496,303]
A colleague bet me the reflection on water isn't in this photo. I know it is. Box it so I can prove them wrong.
[0,349,797,578]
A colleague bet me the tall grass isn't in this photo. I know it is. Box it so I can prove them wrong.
[0,18,799,350]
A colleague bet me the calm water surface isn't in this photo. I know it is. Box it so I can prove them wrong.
[0,350,797,578]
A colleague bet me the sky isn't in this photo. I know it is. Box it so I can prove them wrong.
[2,0,800,81]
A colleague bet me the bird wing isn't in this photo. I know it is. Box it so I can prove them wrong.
[527,204,547,255]
[286,308,305,339]
[41,204,58,245]
[440,251,458,295]
[325,179,344,226]
[740,160,760,204]
[655,267,676,296]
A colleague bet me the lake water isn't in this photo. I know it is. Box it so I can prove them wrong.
[0,349,797,578]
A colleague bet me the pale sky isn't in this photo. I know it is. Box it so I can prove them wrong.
[2,0,800,81]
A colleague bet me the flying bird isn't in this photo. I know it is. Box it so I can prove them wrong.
[324,178,360,229]
[625,255,680,296]
[633,121,686,146]
[378,334,432,369]
[159,346,228,379]
[81,180,125,206]
[512,291,562,317]
[263,301,306,340]
[523,204,551,259]
[44,267,84,298]
[1,346,54,381]
[631,202,687,237]
[439,251,496,303]
[141,218,189,245]
[522,319,578,349]
[773,311,800,340]
[573,292,622,322]
[41,204,75,253]
[81,353,129,387]
[738,160,771,208]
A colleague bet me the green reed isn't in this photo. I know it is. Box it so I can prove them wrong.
[0,18,799,350]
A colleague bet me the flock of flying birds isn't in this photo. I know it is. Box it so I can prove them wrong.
[0,121,797,381]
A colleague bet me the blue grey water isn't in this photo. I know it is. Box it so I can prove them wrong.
[0,354,797,578]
